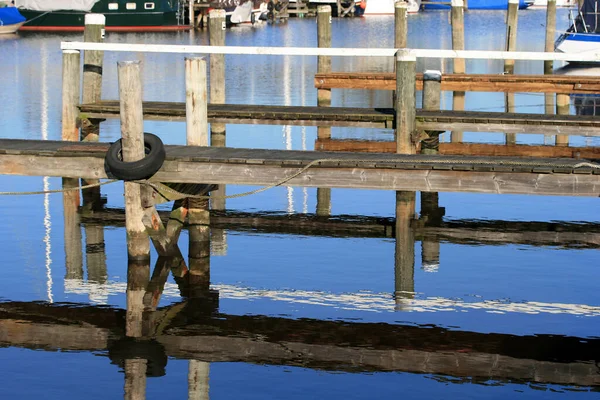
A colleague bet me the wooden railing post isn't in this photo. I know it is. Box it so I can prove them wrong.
[61,50,81,142]
[186,57,209,147]
[118,60,150,261]
[209,9,226,147]
[395,49,417,155]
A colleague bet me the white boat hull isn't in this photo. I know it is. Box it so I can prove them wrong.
[0,21,24,34]
[555,33,600,63]
[363,0,420,15]
[530,0,577,7]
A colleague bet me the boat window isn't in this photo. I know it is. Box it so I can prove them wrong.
[108,3,118,10]
[126,3,137,10]
[144,2,155,9]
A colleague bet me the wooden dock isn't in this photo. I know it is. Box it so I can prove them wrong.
[78,101,600,136]
[0,139,599,197]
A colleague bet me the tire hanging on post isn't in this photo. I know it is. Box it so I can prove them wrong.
[105,132,166,181]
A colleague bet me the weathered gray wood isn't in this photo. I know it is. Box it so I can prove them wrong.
[395,49,417,154]
[118,61,150,260]
[185,57,209,146]
[317,5,332,140]
[188,360,210,400]
[556,93,570,146]
[504,0,519,74]
[188,198,211,297]
[544,0,557,74]
[61,50,81,141]
[209,10,226,147]
[394,2,408,49]
[63,177,83,280]
[82,14,105,131]
[124,360,147,400]
[451,0,465,75]
[84,224,107,283]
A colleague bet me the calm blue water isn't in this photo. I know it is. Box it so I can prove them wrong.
[0,8,599,399]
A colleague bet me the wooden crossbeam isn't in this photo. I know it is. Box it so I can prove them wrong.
[314,72,600,94]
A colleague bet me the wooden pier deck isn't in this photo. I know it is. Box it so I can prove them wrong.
[78,101,600,136]
[0,139,599,197]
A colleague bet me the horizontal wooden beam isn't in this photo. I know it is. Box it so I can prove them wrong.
[315,138,600,160]
[0,139,598,196]
[78,101,600,136]
[315,72,600,94]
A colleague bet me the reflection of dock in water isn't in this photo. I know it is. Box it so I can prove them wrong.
[0,299,598,386]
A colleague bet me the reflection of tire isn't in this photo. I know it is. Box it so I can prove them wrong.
[105,133,166,181]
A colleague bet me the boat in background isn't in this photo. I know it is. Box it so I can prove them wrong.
[422,0,532,10]
[360,0,421,15]
[15,0,188,32]
[555,0,600,63]
[530,0,577,8]
[226,0,269,26]
[0,5,26,33]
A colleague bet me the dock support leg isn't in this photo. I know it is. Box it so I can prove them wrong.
[61,50,81,142]
[188,198,211,298]
[63,177,83,282]
[209,10,226,148]
[394,2,407,49]
[451,0,465,143]
[504,0,518,75]
[395,49,417,155]
[556,94,570,146]
[317,5,332,216]
[186,57,209,147]
[189,360,210,400]
[544,0,556,75]
[118,61,150,261]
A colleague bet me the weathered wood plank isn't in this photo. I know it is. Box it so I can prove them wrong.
[314,72,600,94]
[0,140,598,196]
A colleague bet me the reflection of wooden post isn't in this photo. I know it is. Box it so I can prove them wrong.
[186,57,209,147]
[189,0,196,29]
[118,61,150,260]
[85,224,107,283]
[188,360,210,400]
[209,10,226,148]
[556,94,570,146]
[126,259,150,338]
[395,49,417,155]
[317,6,333,215]
[394,2,408,48]
[61,50,80,141]
[505,93,516,145]
[544,0,556,75]
[451,0,465,143]
[395,191,415,308]
[124,359,147,400]
[63,178,83,280]
[504,0,519,74]
[188,198,211,298]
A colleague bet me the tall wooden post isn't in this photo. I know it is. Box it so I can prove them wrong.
[451,0,466,143]
[61,50,81,142]
[81,14,105,141]
[118,61,150,261]
[317,5,333,216]
[504,0,519,74]
[188,360,210,400]
[209,10,226,147]
[186,57,209,147]
[395,191,415,310]
[421,70,441,155]
[394,2,408,49]
[544,0,557,75]
[556,94,570,146]
[189,0,196,29]
[395,49,417,155]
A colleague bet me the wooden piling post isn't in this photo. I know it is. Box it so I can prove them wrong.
[85,224,107,283]
[209,10,226,147]
[544,0,557,75]
[395,191,415,309]
[317,5,333,216]
[81,14,105,141]
[394,2,408,49]
[118,61,150,261]
[188,198,211,298]
[556,94,570,146]
[451,0,466,143]
[186,57,209,147]
[504,0,519,74]
[63,177,83,281]
[421,70,441,155]
[395,49,417,155]
[61,50,81,141]
[188,360,210,400]
[189,0,196,29]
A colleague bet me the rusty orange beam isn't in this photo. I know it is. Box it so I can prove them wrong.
[314,73,600,94]
[314,138,600,160]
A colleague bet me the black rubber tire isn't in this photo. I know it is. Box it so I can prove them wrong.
[105,132,166,181]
